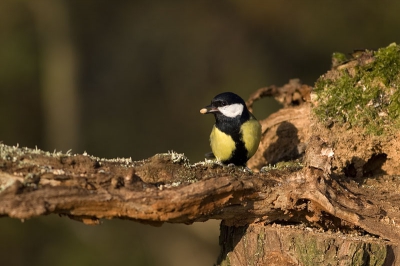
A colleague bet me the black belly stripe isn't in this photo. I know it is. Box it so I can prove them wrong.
[224,138,247,166]
[215,116,249,166]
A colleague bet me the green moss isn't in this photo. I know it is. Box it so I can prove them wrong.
[293,236,326,265]
[331,52,348,68]
[314,43,400,135]
[349,242,387,266]
[351,244,368,265]
[367,243,387,266]
[290,232,390,266]
[255,232,265,262]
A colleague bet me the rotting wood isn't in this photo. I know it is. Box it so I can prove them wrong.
[1,140,400,245]
[217,224,398,266]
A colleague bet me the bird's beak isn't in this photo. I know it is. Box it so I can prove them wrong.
[200,105,218,114]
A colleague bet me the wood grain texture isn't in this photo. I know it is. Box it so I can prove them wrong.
[1,142,400,246]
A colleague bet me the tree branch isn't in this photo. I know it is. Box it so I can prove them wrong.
[1,142,400,243]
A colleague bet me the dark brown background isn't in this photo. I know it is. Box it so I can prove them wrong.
[0,1,399,265]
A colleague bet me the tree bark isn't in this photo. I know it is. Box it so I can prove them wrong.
[1,139,400,264]
[218,224,398,266]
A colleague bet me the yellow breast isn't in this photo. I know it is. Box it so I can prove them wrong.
[209,116,261,162]
[240,117,262,159]
[209,125,236,162]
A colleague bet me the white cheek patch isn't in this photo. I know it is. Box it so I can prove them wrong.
[218,103,244,118]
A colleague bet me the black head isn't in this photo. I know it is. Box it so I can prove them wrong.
[211,92,246,107]
[200,92,249,120]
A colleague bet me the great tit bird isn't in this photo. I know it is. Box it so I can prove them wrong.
[200,92,262,166]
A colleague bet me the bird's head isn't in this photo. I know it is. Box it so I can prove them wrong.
[200,92,247,119]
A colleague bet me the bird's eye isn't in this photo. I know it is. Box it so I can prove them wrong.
[220,101,227,106]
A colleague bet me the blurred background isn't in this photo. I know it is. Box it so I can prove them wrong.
[0,0,399,265]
